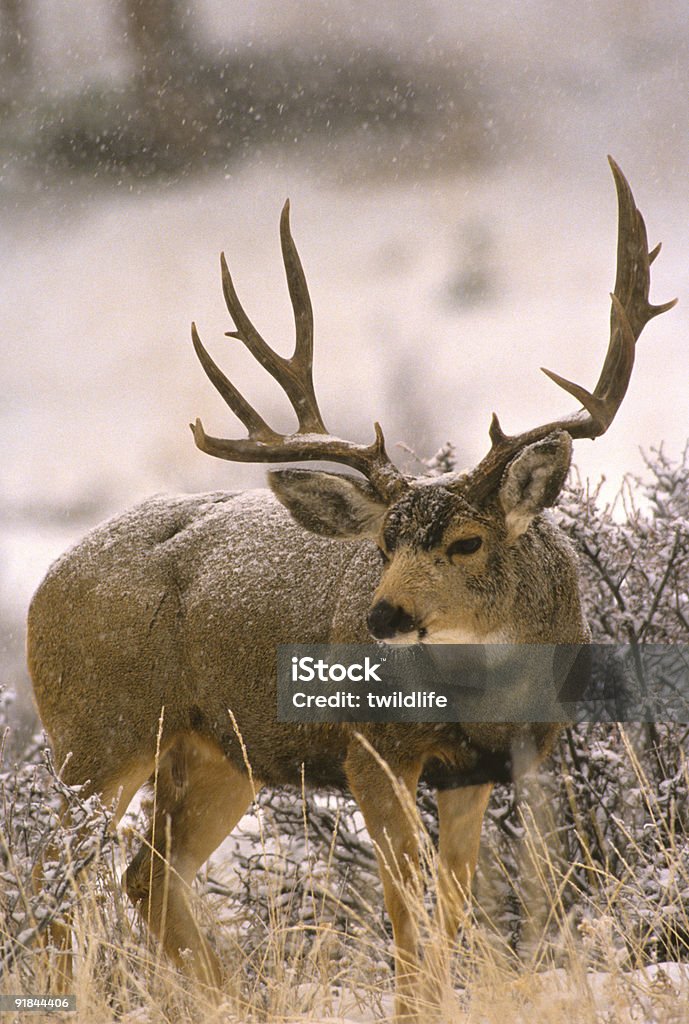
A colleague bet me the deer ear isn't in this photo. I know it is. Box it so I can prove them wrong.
[268,469,388,539]
[499,431,572,541]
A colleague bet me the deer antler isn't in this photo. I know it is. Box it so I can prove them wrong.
[191,201,407,501]
[465,156,677,503]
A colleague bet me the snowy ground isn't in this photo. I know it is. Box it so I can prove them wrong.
[290,962,689,1024]
[112,962,689,1023]
[280,962,689,1023]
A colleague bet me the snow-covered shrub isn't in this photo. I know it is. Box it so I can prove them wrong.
[0,707,116,982]
[479,444,689,963]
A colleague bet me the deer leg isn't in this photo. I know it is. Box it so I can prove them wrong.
[436,783,492,941]
[407,784,491,1018]
[345,742,423,1023]
[124,736,256,990]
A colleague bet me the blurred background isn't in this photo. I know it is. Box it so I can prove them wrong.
[1,0,688,728]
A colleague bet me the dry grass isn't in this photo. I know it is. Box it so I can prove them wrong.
[2,727,689,1023]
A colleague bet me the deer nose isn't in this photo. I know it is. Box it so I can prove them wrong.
[367,600,417,640]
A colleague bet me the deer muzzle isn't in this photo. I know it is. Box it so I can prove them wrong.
[367,599,418,640]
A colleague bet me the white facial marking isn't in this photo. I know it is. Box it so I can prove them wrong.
[380,633,422,646]
[421,627,511,645]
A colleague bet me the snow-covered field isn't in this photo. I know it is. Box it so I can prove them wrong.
[3,155,688,613]
[271,963,689,1023]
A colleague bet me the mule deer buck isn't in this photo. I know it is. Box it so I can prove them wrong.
[28,159,674,1020]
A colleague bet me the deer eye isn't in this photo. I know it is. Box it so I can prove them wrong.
[447,536,483,558]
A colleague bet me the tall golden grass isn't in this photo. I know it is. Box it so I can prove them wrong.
[2,725,688,1023]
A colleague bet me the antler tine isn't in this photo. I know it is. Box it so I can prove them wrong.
[191,207,407,503]
[466,159,676,504]
[608,156,677,337]
[280,201,314,370]
[219,204,326,435]
[191,323,279,442]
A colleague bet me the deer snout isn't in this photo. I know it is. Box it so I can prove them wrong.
[367,599,418,640]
